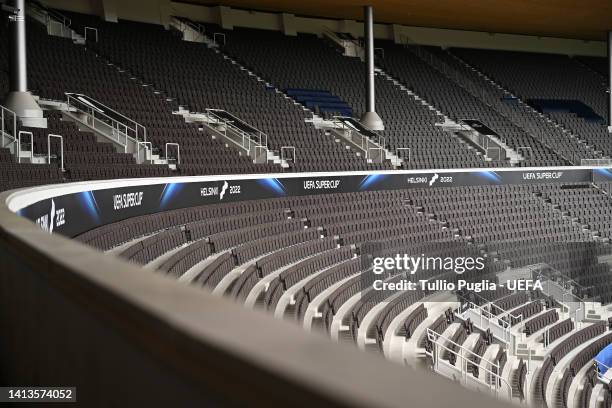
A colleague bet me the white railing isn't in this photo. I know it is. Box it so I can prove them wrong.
[47,19,69,37]
[165,143,181,165]
[581,158,612,166]
[322,28,341,40]
[487,146,501,161]
[367,146,384,163]
[65,93,147,152]
[492,303,524,329]
[84,27,99,42]
[253,145,269,164]
[323,29,349,47]
[459,120,507,150]
[461,301,520,347]
[595,359,612,383]
[137,141,152,164]
[280,146,296,163]
[426,328,512,399]
[47,134,64,171]
[534,265,586,321]
[517,146,533,160]
[333,116,386,155]
[543,326,552,348]
[1,104,18,153]
[213,33,226,46]
[32,1,71,36]
[17,131,33,164]
[205,109,268,153]
[396,147,411,163]
[322,29,362,54]
[172,17,206,42]
[45,5,71,29]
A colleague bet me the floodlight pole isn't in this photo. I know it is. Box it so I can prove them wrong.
[3,0,46,128]
[8,0,27,93]
[608,31,612,133]
[360,5,384,131]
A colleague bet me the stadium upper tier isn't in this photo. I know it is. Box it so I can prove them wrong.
[0,9,610,192]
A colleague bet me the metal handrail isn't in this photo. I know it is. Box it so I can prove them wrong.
[45,6,71,28]
[426,328,512,398]
[84,27,99,42]
[207,108,268,145]
[487,146,501,161]
[534,266,586,321]
[396,147,411,163]
[66,93,145,137]
[47,134,64,171]
[17,131,33,164]
[595,358,612,382]
[322,28,348,47]
[323,28,362,51]
[137,141,152,164]
[213,33,226,46]
[461,301,520,346]
[280,146,296,163]
[581,158,612,166]
[47,19,67,37]
[517,146,533,160]
[253,145,268,164]
[206,111,247,150]
[358,131,366,151]
[32,0,71,29]
[165,143,180,165]
[367,146,384,163]
[322,28,341,40]
[532,264,585,295]
[173,17,206,41]
[206,109,267,151]
[65,93,146,146]
[462,119,507,146]
[333,116,386,151]
[188,20,206,35]
[491,305,524,328]
[1,104,18,151]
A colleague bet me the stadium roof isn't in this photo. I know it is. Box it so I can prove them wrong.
[185,0,612,40]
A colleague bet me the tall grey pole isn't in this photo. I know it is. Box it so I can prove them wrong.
[3,0,46,128]
[365,5,375,113]
[608,31,612,132]
[8,0,27,92]
[360,5,384,130]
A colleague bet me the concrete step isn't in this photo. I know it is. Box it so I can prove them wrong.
[17,154,48,165]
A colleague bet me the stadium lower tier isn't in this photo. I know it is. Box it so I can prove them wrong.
[9,167,612,407]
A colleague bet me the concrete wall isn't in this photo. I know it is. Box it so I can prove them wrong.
[40,0,101,15]
[392,25,607,56]
[167,3,606,57]
[41,0,606,56]
[39,0,171,26]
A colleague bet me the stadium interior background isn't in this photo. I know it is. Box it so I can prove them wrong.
[1,0,612,407]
